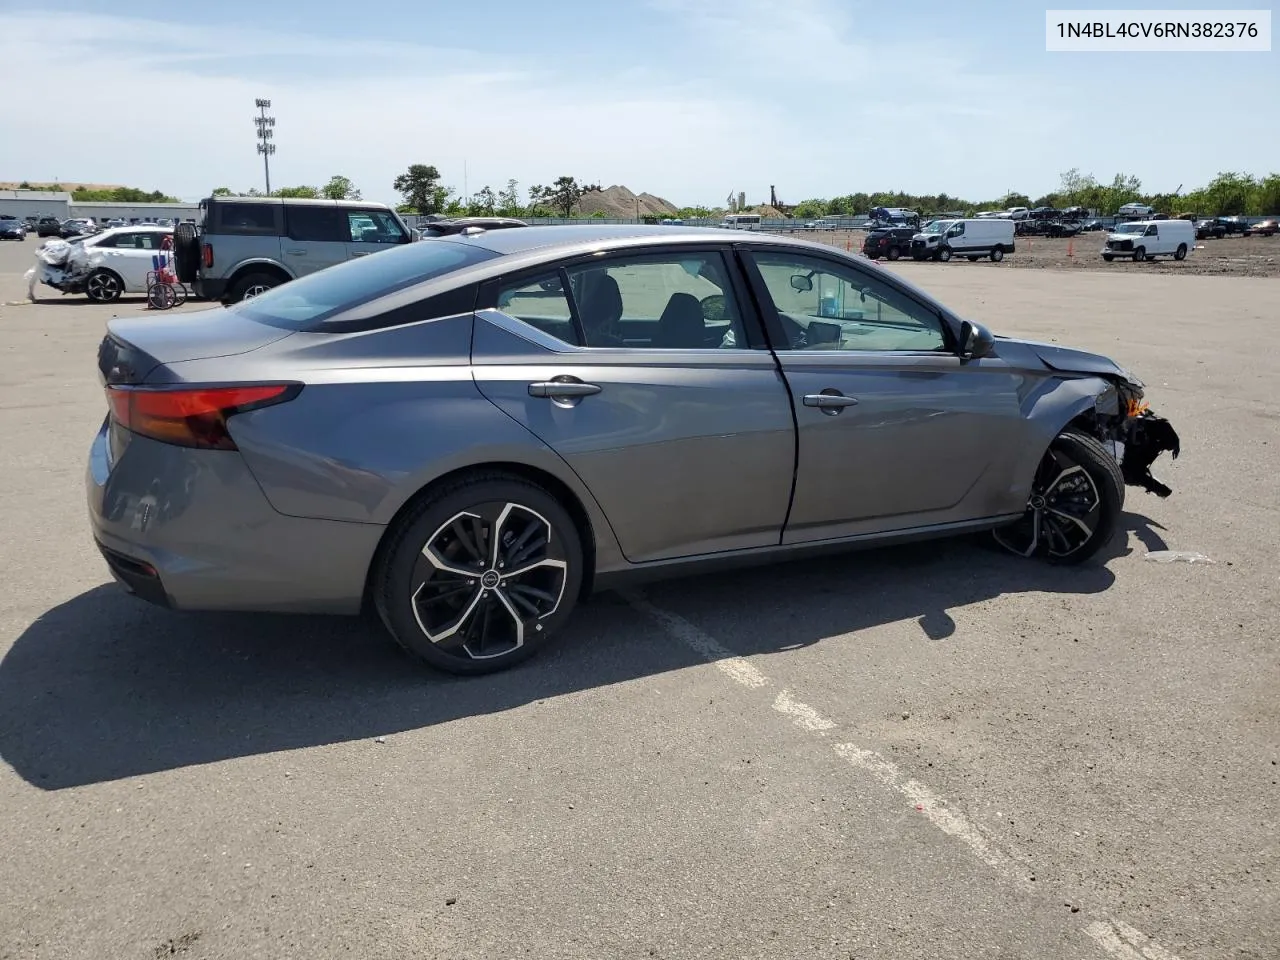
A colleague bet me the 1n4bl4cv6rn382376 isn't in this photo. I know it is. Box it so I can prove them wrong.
[88,225,1181,675]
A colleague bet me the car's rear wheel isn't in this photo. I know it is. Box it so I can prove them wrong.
[993,430,1124,564]
[229,272,280,301]
[85,269,123,302]
[990,246,1004,262]
[374,474,584,675]
[1174,243,1188,260]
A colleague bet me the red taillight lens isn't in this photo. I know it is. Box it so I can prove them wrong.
[202,242,213,268]
[107,384,299,450]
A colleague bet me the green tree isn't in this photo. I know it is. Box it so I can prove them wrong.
[211,186,235,196]
[793,198,828,219]
[18,180,31,189]
[528,176,600,218]
[468,185,497,215]
[1253,174,1280,215]
[322,175,361,200]
[497,179,522,216]
[1199,171,1254,216]
[274,185,321,199]
[393,164,451,214]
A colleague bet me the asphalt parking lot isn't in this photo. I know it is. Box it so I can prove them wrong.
[1,235,1276,960]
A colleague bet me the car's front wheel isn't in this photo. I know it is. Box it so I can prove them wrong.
[374,473,584,674]
[992,430,1124,564]
[85,269,123,302]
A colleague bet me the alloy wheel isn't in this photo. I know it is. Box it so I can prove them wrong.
[87,272,121,301]
[242,284,273,299]
[410,501,569,661]
[993,446,1102,559]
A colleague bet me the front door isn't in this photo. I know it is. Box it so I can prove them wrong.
[281,203,349,278]
[471,249,795,564]
[741,248,1029,544]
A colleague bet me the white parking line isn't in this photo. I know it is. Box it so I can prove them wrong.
[620,589,1183,960]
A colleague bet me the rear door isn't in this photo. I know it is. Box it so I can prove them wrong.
[741,246,1030,543]
[471,246,796,564]
[345,208,411,261]
[282,203,348,277]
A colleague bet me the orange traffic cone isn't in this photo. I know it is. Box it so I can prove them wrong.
[1067,239,1074,258]
[845,238,851,251]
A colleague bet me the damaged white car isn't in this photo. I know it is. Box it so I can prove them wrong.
[26,226,173,303]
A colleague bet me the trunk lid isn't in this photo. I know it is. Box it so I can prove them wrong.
[98,307,294,385]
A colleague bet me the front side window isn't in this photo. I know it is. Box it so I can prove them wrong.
[349,210,408,244]
[749,252,948,353]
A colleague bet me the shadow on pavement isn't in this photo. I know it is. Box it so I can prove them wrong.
[0,516,1160,791]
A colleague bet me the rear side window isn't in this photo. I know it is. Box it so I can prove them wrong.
[286,205,347,242]
[215,202,278,235]
[231,238,498,330]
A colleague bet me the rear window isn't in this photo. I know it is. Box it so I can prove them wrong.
[231,239,499,330]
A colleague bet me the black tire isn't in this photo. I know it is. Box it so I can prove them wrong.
[85,268,123,303]
[228,272,281,302]
[173,222,200,283]
[992,430,1124,565]
[1102,254,1114,262]
[1133,246,1146,262]
[887,246,901,261]
[373,473,584,675]
[937,246,952,262]
[990,246,1004,262]
[1174,243,1187,261]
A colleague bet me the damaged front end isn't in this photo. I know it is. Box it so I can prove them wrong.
[29,239,91,297]
[1088,377,1181,498]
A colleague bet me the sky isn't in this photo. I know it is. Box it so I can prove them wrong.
[0,0,1275,208]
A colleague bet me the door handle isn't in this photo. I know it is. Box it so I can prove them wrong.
[351,252,369,257]
[803,393,859,409]
[529,380,602,399]
[285,248,306,255]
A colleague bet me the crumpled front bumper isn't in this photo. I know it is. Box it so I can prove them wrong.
[1118,407,1181,498]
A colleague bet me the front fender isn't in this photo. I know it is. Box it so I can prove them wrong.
[1010,374,1115,500]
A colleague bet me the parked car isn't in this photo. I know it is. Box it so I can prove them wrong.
[1002,207,1030,221]
[1101,219,1194,262]
[36,216,63,237]
[419,216,528,237]
[87,225,1182,674]
[59,218,98,239]
[1081,219,1108,232]
[1028,206,1059,220]
[23,215,40,231]
[1243,219,1277,237]
[1117,202,1155,218]
[0,215,27,240]
[32,226,174,302]
[912,218,1016,261]
[1195,219,1226,240]
[105,218,127,229]
[174,195,415,303]
[861,225,916,261]
[1045,219,1082,238]
[1061,206,1088,219]
[1216,216,1249,235]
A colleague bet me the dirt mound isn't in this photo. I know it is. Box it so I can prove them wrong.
[578,185,678,218]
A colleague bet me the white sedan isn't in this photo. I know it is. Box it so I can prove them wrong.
[34,226,173,302]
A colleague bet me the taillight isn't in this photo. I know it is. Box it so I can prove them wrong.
[106,384,300,450]
[202,242,213,268]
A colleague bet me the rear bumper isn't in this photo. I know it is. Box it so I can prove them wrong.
[192,277,227,301]
[86,419,384,614]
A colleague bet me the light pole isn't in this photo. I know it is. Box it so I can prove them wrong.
[254,99,276,195]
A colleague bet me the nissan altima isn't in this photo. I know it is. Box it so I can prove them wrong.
[88,225,1180,674]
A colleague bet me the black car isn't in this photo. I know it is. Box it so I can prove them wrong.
[36,216,62,237]
[861,225,917,261]
[0,216,27,240]
[1045,219,1082,238]
[1217,216,1249,235]
[1082,219,1108,232]
[1029,206,1060,220]
[1195,219,1226,240]
[419,216,528,237]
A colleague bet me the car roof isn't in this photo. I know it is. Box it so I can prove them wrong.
[449,223,843,257]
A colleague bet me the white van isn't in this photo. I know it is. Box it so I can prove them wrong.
[910,218,1016,262]
[1100,219,1194,262]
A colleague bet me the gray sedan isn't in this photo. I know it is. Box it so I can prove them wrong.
[88,225,1180,674]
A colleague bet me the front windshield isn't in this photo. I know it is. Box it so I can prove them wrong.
[922,221,950,234]
[1112,223,1145,234]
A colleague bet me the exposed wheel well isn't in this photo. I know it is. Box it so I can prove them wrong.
[361,462,598,614]
[226,262,291,290]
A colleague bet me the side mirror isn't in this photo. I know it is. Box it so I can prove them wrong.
[790,274,813,292]
[958,319,995,361]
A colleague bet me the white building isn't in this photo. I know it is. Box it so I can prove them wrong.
[70,201,200,222]
[0,189,71,220]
